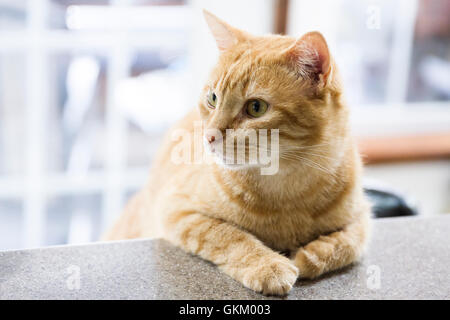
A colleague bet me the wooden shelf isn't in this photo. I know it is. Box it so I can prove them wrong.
[357,132,450,164]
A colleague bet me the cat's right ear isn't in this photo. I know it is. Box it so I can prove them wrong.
[203,10,246,52]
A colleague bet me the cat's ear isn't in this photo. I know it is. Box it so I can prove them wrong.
[286,31,332,84]
[203,9,247,52]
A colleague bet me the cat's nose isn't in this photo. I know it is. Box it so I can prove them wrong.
[205,133,216,144]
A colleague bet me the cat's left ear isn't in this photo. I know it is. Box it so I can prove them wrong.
[286,31,332,85]
[203,9,249,52]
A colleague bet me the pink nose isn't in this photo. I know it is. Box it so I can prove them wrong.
[206,134,215,143]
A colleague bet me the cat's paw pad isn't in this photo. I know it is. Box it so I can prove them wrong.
[242,258,299,296]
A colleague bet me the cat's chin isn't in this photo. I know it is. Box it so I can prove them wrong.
[212,157,260,171]
[219,163,256,171]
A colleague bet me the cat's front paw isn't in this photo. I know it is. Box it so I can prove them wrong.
[242,257,299,296]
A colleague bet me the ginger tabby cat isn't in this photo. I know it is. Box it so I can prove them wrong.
[103,10,371,296]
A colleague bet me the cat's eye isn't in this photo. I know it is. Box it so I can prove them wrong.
[245,99,269,118]
[207,90,218,109]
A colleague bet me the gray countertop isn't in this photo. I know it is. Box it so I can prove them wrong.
[1,216,449,300]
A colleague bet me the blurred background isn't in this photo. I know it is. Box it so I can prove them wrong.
[0,0,449,250]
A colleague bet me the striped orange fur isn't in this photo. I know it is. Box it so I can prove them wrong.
[103,10,371,296]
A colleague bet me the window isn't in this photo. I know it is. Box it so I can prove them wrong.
[0,0,191,249]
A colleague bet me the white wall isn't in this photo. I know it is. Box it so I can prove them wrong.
[287,0,339,51]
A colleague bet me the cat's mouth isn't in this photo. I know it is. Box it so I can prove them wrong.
[209,148,264,170]
[215,157,258,170]
[208,148,241,167]
[204,140,251,168]
[203,137,278,175]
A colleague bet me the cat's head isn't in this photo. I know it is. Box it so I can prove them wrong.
[199,10,347,173]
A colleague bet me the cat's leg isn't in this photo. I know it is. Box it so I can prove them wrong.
[163,212,298,295]
[293,215,370,279]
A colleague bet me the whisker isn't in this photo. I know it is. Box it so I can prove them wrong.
[281,154,338,178]
[283,150,336,162]
[281,141,337,151]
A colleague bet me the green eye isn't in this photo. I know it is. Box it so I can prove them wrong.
[207,91,218,108]
[246,99,268,118]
